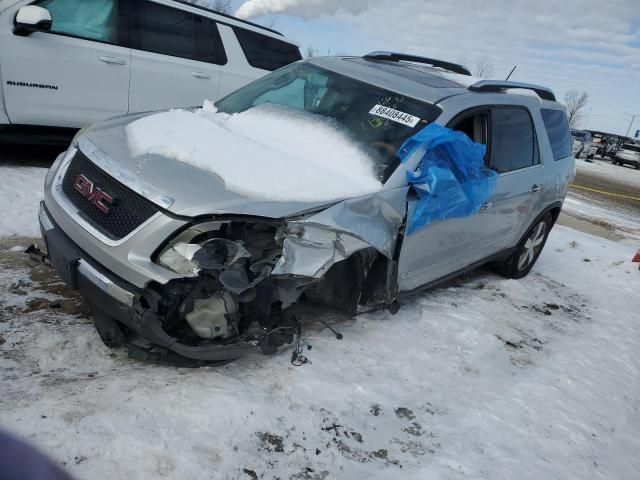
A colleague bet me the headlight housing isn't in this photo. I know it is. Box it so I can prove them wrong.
[156,220,229,275]
[155,219,284,282]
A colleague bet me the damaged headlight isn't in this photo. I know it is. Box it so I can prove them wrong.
[156,220,230,275]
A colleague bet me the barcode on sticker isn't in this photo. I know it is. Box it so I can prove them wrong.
[369,105,420,127]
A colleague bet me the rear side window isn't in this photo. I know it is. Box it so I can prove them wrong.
[234,28,302,71]
[35,0,118,43]
[195,17,227,65]
[129,2,227,64]
[130,1,198,61]
[490,108,537,173]
[541,109,572,160]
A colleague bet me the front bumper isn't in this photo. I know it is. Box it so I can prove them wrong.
[39,202,261,362]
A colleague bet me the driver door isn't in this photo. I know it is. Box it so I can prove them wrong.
[396,111,491,292]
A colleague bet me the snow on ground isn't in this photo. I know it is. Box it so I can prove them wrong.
[126,103,382,202]
[0,166,47,237]
[575,157,640,190]
[1,226,639,480]
[1,163,639,479]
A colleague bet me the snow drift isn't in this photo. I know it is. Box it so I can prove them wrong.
[126,102,382,202]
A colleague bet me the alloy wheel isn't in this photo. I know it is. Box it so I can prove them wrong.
[518,221,547,271]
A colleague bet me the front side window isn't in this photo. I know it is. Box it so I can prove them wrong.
[216,63,442,181]
[541,109,572,160]
[233,28,302,71]
[130,1,198,61]
[35,0,118,43]
[490,108,537,173]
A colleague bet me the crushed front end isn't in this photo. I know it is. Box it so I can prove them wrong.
[40,140,406,363]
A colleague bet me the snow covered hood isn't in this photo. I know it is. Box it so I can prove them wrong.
[79,104,383,218]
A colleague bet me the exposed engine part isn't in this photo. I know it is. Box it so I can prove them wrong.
[185,291,238,339]
[138,215,401,356]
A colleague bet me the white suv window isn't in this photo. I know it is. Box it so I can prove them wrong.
[129,1,227,65]
[35,0,118,43]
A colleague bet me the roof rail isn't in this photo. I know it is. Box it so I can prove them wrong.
[468,80,557,102]
[363,51,471,76]
[171,0,283,36]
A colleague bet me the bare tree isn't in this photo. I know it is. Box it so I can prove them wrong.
[564,90,589,128]
[261,14,279,29]
[474,56,494,78]
[305,45,317,58]
[187,0,233,14]
[212,0,233,14]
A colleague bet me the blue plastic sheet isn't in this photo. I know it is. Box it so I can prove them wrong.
[398,123,497,235]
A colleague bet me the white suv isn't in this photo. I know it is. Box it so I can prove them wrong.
[0,0,301,142]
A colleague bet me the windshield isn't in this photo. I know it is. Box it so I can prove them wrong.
[216,62,442,182]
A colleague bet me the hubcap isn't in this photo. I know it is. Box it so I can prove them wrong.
[518,221,547,271]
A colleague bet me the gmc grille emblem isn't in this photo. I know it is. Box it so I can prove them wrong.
[73,174,114,214]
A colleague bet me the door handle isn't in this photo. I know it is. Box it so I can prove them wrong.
[191,71,212,79]
[530,184,542,193]
[98,56,126,65]
[479,202,493,211]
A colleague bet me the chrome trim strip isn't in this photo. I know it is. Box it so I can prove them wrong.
[50,145,163,247]
[77,260,135,307]
[78,137,175,209]
[497,163,543,178]
[38,202,54,233]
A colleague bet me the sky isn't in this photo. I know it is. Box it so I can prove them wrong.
[220,0,639,136]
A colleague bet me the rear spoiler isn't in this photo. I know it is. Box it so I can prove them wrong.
[468,80,557,102]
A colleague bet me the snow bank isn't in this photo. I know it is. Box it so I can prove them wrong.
[0,166,47,237]
[126,103,383,202]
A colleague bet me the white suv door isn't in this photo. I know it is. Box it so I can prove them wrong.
[127,0,224,112]
[0,0,130,127]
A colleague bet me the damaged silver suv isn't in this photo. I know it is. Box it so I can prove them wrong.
[39,52,575,363]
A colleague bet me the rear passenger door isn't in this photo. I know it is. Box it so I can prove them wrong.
[127,0,225,112]
[475,107,544,257]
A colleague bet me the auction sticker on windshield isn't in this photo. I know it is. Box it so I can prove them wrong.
[369,104,420,127]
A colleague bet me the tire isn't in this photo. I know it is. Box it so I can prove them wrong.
[494,213,553,279]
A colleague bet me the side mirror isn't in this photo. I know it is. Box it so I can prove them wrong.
[14,6,52,36]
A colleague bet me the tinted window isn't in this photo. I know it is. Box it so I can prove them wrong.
[130,1,198,61]
[490,108,536,173]
[195,17,227,65]
[234,28,302,71]
[541,109,572,160]
[36,0,118,43]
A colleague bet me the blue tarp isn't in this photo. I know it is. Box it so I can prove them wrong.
[398,123,498,235]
